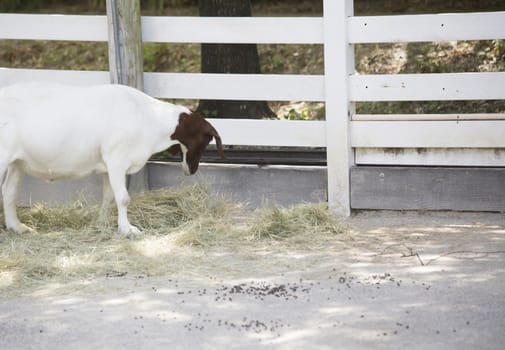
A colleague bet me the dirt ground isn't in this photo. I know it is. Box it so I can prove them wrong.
[1,210,504,349]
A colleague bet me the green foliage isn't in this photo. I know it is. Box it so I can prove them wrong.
[282,108,312,121]
[492,39,505,71]
[143,43,200,72]
[87,0,105,11]
[0,40,108,71]
[0,0,40,12]
[281,108,315,121]
[354,0,505,15]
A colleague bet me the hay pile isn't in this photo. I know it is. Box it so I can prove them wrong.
[0,184,346,294]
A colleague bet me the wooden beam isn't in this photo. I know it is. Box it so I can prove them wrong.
[351,120,505,148]
[144,72,324,101]
[353,113,505,121]
[142,16,323,44]
[206,119,326,147]
[0,14,108,41]
[349,11,505,44]
[350,72,505,102]
[106,0,148,193]
[0,68,109,86]
[355,148,505,167]
[349,72,505,102]
[323,0,354,216]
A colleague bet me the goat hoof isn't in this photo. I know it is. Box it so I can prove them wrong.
[120,225,142,238]
[8,223,35,234]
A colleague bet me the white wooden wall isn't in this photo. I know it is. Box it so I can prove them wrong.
[1,3,505,215]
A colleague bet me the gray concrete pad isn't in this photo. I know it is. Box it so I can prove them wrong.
[1,211,504,349]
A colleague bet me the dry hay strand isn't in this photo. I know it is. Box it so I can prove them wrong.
[127,184,231,231]
[247,202,346,241]
[0,183,235,294]
[0,184,347,296]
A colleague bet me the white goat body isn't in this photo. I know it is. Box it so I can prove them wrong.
[0,83,222,236]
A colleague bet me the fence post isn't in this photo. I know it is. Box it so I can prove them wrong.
[106,0,148,193]
[323,0,355,216]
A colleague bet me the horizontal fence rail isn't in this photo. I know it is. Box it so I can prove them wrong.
[0,14,324,44]
[355,148,505,167]
[142,17,323,44]
[351,121,505,148]
[0,68,324,102]
[0,14,108,41]
[353,113,505,121]
[349,11,505,43]
[5,69,505,103]
[208,119,326,147]
[4,12,504,44]
[350,72,505,101]
[0,68,110,86]
[144,72,324,101]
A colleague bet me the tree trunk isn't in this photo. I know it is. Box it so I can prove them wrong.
[197,0,276,119]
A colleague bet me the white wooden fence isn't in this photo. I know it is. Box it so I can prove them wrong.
[1,0,505,215]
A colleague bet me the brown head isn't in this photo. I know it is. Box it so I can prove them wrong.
[169,112,225,175]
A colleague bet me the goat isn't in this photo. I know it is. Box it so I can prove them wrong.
[0,82,224,236]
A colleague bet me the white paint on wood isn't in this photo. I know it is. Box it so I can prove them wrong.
[0,14,108,41]
[142,17,323,44]
[207,119,326,147]
[3,11,503,45]
[0,68,110,87]
[323,0,353,216]
[351,121,505,148]
[144,72,325,101]
[353,113,505,121]
[4,11,503,45]
[349,11,505,44]
[350,72,505,101]
[356,148,505,166]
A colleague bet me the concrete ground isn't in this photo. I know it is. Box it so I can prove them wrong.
[1,211,504,350]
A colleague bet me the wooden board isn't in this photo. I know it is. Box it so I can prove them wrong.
[350,72,505,101]
[350,166,505,211]
[0,68,110,86]
[353,113,505,121]
[323,0,354,215]
[356,148,505,167]
[349,11,505,43]
[351,120,505,148]
[144,72,324,101]
[0,14,108,41]
[207,119,326,147]
[142,17,323,44]
[3,12,505,45]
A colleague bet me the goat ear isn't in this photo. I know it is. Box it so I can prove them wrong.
[206,123,226,159]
